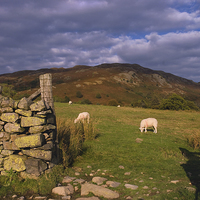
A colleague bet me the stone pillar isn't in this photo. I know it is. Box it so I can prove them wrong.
[39,73,60,164]
[39,73,55,113]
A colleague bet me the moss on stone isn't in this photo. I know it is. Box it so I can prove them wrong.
[15,109,32,117]
[14,133,44,148]
[29,126,44,134]
[4,155,27,172]
[1,113,19,123]
[21,117,45,127]
[4,123,25,133]
[30,100,46,111]
[22,149,52,161]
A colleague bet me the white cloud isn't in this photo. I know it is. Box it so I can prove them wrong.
[0,0,199,81]
[47,30,200,82]
[6,66,14,72]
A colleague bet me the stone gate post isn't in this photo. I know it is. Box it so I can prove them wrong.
[39,73,60,163]
[39,73,55,114]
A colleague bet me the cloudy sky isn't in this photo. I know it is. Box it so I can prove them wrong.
[0,0,200,82]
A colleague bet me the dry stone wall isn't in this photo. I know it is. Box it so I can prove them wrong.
[0,95,57,177]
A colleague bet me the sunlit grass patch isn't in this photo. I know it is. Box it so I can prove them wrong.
[82,119,99,141]
[57,117,98,167]
[185,129,200,150]
[0,103,200,199]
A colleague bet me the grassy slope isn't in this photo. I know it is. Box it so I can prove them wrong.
[2,64,200,107]
[55,103,200,199]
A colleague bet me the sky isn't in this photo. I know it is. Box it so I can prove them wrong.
[0,0,200,82]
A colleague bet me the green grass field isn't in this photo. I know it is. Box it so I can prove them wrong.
[1,103,200,199]
[55,103,200,200]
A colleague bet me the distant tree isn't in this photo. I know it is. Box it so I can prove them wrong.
[131,100,148,108]
[80,99,92,104]
[108,99,118,106]
[186,100,199,110]
[140,100,148,108]
[96,93,101,99]
[2,84,16,98]
[138,100,148,108]
[150,96,160,109]
[53,96,64,102]
[76,91,83,98]
[64,96,70,103]
[30,79,39,89]
[159,94,198,110]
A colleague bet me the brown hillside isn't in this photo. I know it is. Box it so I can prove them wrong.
[1,63,200,107]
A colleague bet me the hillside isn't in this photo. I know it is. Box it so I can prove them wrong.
[1,63,200,107]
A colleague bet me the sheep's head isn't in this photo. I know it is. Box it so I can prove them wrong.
[139,127,144,132]
[74,119,78,123]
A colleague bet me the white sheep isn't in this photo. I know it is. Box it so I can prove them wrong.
[139,118,158,133]
[74,112,90,123]
[69,101,72,105]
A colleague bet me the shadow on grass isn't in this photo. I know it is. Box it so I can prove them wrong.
[179,148,200,200]
[94,132,101,139]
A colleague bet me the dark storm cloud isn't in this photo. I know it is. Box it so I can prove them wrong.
[0,0,199,81]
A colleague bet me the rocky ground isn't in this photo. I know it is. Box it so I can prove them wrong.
[2,164,196,200]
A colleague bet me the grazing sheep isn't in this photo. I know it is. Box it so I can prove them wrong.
[69,101,72,105]
[139,118,158,133]
[74,112,90,123]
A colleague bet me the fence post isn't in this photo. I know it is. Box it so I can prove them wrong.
[39,73,60,164]
[39,73,55,114]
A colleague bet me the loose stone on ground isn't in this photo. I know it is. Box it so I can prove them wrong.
[81,183,119,199]
[106,181,121,188]
[52,184,74,196]
[76,197,100,200]
[92,176,107,185]
[125,184,139,190]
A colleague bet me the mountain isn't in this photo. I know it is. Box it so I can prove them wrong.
[1,63,200,107]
